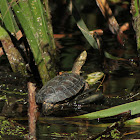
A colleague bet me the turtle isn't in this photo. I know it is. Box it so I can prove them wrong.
[36,51,103,115]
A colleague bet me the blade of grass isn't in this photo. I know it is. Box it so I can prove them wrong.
[28,0,49,46]
[0,0,20,39]
[71,100,140,120]
[43,0,56,53]
[71,0,126,60]
[8,0,51,84]
[71,0,98,49]
[131,0,140,51]
[28,0,56,76]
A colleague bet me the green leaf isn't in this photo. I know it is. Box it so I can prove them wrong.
[134,0,140,17]
[28,0,49,45]
[71,100,140,120]
[0,0,19,38]
[104,51,125,60]
[8,0,50,84]
[71,0,98,49]
[71,1,124,61]
[0,25,9,38]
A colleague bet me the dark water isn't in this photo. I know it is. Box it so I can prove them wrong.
[36,117,140,139]
[0,1,140,139]
[0,45,140,139]
[36,117,106,139]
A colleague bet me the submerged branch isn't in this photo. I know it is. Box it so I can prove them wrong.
[28,82,37,140]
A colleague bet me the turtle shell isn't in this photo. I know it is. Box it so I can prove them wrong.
[36,73,85,104]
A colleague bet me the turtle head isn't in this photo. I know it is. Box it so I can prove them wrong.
[86,72,104,85]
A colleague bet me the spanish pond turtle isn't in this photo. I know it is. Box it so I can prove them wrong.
[36,51,104,115]
[36,51,87,114]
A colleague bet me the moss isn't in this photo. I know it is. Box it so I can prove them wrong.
[0,119,28,138]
